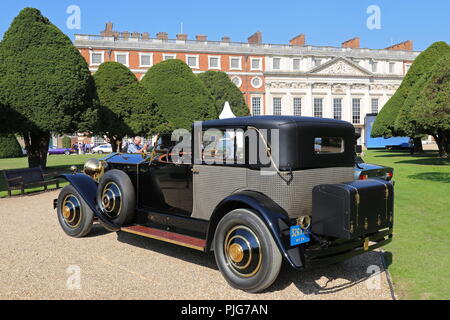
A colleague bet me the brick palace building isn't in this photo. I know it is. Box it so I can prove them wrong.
[75,23,421,145]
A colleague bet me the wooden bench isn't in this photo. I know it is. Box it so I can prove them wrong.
[3,168,60,197]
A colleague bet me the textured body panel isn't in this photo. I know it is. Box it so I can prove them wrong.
[191,166,354,220]
[191,166,248,220]
[247,167,354,218]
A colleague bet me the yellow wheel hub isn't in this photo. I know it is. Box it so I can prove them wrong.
[228,243,244,263]
[63,206,71,219]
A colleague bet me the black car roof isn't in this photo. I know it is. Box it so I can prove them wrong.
[200,116,353,129]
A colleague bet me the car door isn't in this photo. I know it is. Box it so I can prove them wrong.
[141,137,193,216]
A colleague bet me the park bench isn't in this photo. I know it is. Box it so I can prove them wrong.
[3,167,60,197]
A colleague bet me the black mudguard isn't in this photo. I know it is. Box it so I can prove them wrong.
[208,190,305,269]
[58,174,120,231]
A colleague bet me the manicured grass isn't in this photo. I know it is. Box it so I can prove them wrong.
[364,150,450,300]
[0,154,104,197]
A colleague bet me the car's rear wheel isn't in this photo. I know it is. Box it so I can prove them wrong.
[57,185,94,238]
[213,209,282,293]
[97,169,136,227]
[98,151,103,154]
[64,150,70,156]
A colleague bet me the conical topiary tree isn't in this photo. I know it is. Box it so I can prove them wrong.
[0,8,98,168]
[198,71,250,117]
[411,53,450,157]
[0,134,24,159]
[141,59,217,131]
[372,42,450,151]
[94,62,163,152]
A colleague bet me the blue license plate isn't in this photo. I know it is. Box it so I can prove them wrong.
[290,226,310,246]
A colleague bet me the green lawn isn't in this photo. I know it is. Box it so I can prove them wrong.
[0,150,449,299]
[0,154,103,197]
[364,150,450,300]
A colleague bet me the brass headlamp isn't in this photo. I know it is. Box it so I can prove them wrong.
[83,159,106,181]
[297,215,312,230]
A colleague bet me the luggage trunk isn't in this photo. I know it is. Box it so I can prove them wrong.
[312,179,394,239]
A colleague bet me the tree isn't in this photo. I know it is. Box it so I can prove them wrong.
[0,134,23,159]
[94,62,163,152]
[411,53,450,157]
[372,42,450,151]
[62,136,72,149]
[141,59,217,131]
[0,8,98,168]
[198,71,250,117]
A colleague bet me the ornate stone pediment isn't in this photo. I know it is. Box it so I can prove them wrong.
[311,57,372,76]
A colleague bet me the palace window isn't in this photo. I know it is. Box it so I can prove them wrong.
[230,57,242,70]
[371,98,379,114]
[251,58,262,70]
[186,55,199,69]
[293,59,301,70]
[209,56,221,69]
[389,62,395,73]
[273,58,281,70]
[293,98,302,116]
[314,59,322,67]
[273,98,282,115]
[371,61,378,72]
[231,76,242,88]
[333,98,342,120]
[252,97,261,116]
[163,54,176,61]
[251,77,262,89]
[139,53,152,67]
[314,98,323,118]
[352,98,361,124]
[115,52,129,66]
[90,52,104,65]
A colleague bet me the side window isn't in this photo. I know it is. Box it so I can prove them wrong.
[201,129,245,165]
[315,137,344,154]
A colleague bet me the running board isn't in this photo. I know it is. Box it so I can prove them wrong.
[121,225,206,252]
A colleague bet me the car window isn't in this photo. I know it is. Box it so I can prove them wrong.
[315,137,344,154]
[201,129,245,165]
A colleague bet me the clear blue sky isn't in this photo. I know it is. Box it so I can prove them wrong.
[0,0,448,51]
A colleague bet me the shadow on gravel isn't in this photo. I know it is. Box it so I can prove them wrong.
[117,231,387,296]
[266,251,386,295]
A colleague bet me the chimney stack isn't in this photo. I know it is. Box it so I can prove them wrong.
[142,32,150,40]
[177,34,188,41]
[289,34,306,47]
[196,35,207,41]
[222,36,231,43]
[156,32,168,40]
[342,37,360,49]
[121,31,130,40]
[131,32,140,39]
[385,40,414,51]
[248,31,262,44]
[101,22,114,37]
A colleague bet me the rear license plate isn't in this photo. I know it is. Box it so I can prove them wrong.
[290,226,310,246]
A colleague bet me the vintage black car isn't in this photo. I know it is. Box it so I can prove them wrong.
[55,116,394,293]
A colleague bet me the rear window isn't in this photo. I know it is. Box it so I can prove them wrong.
[314,137,344,154]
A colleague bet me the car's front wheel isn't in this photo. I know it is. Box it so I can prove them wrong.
[57,185,94,238]
[213,209,282,293]
[96,169,136,227]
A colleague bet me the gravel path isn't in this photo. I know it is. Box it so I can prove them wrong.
[0,191,393,300]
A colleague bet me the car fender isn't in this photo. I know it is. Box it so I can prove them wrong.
[207,190,305,269]
[58,173,120,231]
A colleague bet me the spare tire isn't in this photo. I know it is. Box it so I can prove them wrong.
[97,169,136,227]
